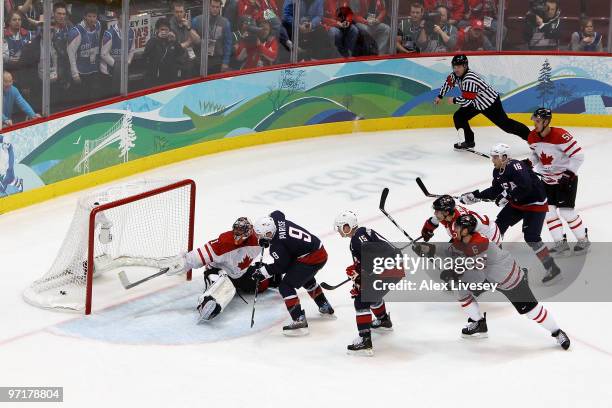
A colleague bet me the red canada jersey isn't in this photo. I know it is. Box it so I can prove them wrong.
[194,231,261,279]
[440,205,501,245]
[528,127,584,185]
[452,232,489,257]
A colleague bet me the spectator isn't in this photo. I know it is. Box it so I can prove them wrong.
[421,5,458,53]
[235,19,278,68]
[354,0,391,54]
[38,2,73,109]
[169,0,201,78]
[463,0,504,46]
[238,0,290,52]
[327,5,359,57]
[100,16,135,97]
[282,0,333,60]
[396,2,427,53]
[424,0,464,26]
[524,0,561,50]
[3,71,40,126]
[570,18,604,52]
[192,0,232,74]
[67,4,102,104]
[3,10,34,70]
[455,19,494,51]
[142,17,185,86]
[13,0,44,31]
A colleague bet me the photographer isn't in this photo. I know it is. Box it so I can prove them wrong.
[424,0,464,26]
[327,5,359,57]
[421,5,457,53]
[354,0,391,55]
[523,0,561,51]
[142,17,185,87]
[570,18,603,52]
[234,19,278,69]
[169,0,201,79]
[396,2,427,53]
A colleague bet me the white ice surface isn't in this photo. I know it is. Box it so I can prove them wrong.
[1,127,611,407]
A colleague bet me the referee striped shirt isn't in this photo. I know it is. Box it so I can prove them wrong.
[438,70,499,111]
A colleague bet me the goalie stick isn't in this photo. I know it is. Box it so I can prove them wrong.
[118,267,170,290]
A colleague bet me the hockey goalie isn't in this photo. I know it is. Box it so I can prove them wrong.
[163,217,274,323]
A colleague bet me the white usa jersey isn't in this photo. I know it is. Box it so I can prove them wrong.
[528,127,584,185]
[189,231,261,279]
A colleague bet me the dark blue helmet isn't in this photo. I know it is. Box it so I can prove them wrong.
[451,54,468,67]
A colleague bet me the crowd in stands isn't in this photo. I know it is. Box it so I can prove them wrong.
[2,0,609,126]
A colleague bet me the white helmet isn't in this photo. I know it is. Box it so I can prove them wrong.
[253,216,277,240]
[334,210,358,233]
[490,143,510,158]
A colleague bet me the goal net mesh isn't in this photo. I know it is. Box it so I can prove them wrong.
[23,179,194,313]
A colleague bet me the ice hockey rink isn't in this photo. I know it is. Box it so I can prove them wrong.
[1,126,611,407]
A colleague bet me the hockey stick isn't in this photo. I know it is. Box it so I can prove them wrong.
[320,277,351,290]
[379,187,422,243]
[462,148,490,158]
[250,246,266,328]
[118,268,169,290]
[416,177,494,202]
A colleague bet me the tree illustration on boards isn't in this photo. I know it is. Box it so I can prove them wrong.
[118,111,137,163]
[536,59,555,108]
[267,69,306,112]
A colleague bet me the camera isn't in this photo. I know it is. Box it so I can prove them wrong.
[423,11,442,33]
[239,16,262,45]
[527,0,547,25]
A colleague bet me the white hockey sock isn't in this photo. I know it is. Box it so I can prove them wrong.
[526,304,560,333]
[545,206,565,242]
[459,295,483,321]
[559,208,587,240]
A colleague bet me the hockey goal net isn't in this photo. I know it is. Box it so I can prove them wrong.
[23,179,195,314]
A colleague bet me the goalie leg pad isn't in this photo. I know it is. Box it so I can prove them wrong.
[197,274,236,321]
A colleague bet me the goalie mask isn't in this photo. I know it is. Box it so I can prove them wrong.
[232,217,253,244]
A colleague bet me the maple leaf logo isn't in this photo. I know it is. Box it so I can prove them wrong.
[540,151,554,166]
[238,254,253,270]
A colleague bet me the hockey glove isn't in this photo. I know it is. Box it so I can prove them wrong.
[521,158,533,169]
[248,262,271,281]
[460,190,481,205]
[258,238,270,248]
[559,170,576,186]
[346,264,360,281]
[412,242,436,258]
[440,268,460,286]
[421,217,439,242]
[495,191,509,207]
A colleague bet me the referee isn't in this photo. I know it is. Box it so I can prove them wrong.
[434,54,530,150]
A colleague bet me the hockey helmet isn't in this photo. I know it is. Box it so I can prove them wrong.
[455,214,478,235]
[254,216,277,240]
[432,195,456,214]
[334,210,359,234]
[490,142,510,158]
[531,107,552,121]
[451,54,468,67]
